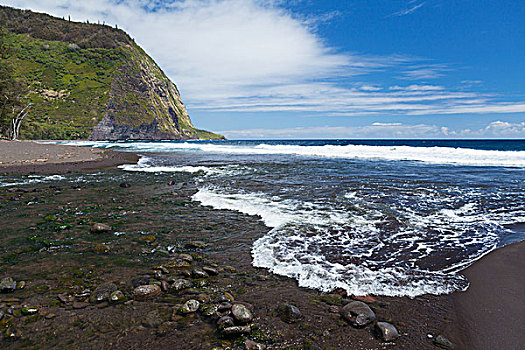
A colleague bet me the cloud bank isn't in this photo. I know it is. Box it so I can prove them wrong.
[2,0,525,119]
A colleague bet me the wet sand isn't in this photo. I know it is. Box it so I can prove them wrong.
[449,241,525,350]
[0,141,523,349]
[0,140,138,174]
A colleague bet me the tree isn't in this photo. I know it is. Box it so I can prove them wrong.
[0,27,31,140]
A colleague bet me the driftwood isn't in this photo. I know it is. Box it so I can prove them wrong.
[8,103,32,140]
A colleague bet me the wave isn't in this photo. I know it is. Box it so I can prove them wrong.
[0,174,65,187]
[191,186,506,297]
[48,141,525,167]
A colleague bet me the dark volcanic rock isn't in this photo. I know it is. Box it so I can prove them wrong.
[375,322,399,341]
[277,304,302,324]
[217,316,235,330]
[132,276,150,288]
[133,284,162,300]
[340,301,376,327]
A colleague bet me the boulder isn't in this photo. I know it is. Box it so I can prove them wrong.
[0,277,17,293]
[180,299,200,314]
[277,304,302,324]
[375,322,399,341]
[231,304,253,324]
[340,301,375,327]
[170,279,192,291]
[133,284,162,300]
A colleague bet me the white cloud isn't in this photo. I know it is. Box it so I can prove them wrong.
[390,1,426,17]
[221,121,525,139]
[2,0,524,119]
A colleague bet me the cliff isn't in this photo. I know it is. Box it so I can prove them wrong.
[0,5,224,140]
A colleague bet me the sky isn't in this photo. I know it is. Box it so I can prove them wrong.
[2,0,524,139]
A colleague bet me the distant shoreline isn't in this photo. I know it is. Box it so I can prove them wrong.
[0,140,138,175]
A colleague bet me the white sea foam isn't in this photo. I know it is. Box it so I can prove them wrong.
[192,186,480,297]
[0,174,66,187]
[48,141,525,167]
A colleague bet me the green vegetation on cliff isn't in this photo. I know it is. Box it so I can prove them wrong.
[0,6,224,140]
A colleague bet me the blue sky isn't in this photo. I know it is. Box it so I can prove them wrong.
[3,0,525,138]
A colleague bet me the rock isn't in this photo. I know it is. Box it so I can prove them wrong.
[192,268,208,278]
[131,277,150,288]
[0,311,4,320]
[222,325,251,337]
[217,316,235,329]
[329,305,340,313]
[168,180,177,186]
[142,310,162,328]
[21,306,39,315]
[154,270,163,280]
[303,338,322,350]
[17,281,25,289]
[231,304,253,324]
[277,304,302,324]
[245,339,265,350]
[68,43,80,50]
[160,281,170,291]
[180,299,200,314]
[58,293,74,303]
[90,283,117,303]
[170,279,192,291]
[193,279,207,288]
[133,284,162,300]
[434,335,454,349]
[340,301,376,327]
[109,290,127,303]
[201,304,218,317]
[197,293,211,303]
[72,302,89,309]
[375,322,399,341]
[352,295,377,304]
[224,292,235,302]
[93,243,110,253]
[178,254,193,262]
[185,241,207,248]
[203,267,219,276]
[0,277,17,293]
[91,223,111,233]
[166,259,191,268]
[119,182,131,188]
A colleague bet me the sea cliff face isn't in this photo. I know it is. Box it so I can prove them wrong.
[0,5,223,140]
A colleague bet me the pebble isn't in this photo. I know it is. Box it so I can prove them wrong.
[434,335,454,349]
[21,305,39,315]
[202,267,219,276]
[180,299,200,314]
[131,276,150,288]
[110,290,126,303]
[340,301,376,327]
[72,302,89,309]
[375,322,399,341]
[231,304,253,324]
[58,293,74,303]
[91,223,111,233]
[133,284,162,300]
[277,304,302,324]
[185,241,207,248]
[170,279,192,291]
[0,277,17,293]
[217,316,235,329]
[93,243,110,253]
[119,182,131,188]
[192,268,208,278]
[222,325,251,337]
[90,283,117,303]
[160,280,170,292]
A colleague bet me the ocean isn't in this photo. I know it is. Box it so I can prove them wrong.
[10,139,525,298]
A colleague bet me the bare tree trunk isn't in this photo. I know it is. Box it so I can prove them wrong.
[9,103,32,140]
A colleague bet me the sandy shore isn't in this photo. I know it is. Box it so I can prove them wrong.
[449,240,525,350]
[0,140,138,174]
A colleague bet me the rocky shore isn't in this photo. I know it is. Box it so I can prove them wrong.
[0,142,522,349]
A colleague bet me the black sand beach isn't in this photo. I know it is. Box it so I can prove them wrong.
[0,141,523,349]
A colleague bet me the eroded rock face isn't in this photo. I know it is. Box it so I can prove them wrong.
[340,301,376,327]
[88,49,224,141]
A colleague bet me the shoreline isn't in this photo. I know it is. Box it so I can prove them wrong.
[0,140,138,175]
[0,140,523,348]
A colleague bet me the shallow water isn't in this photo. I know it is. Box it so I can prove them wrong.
[16,139,525,297]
